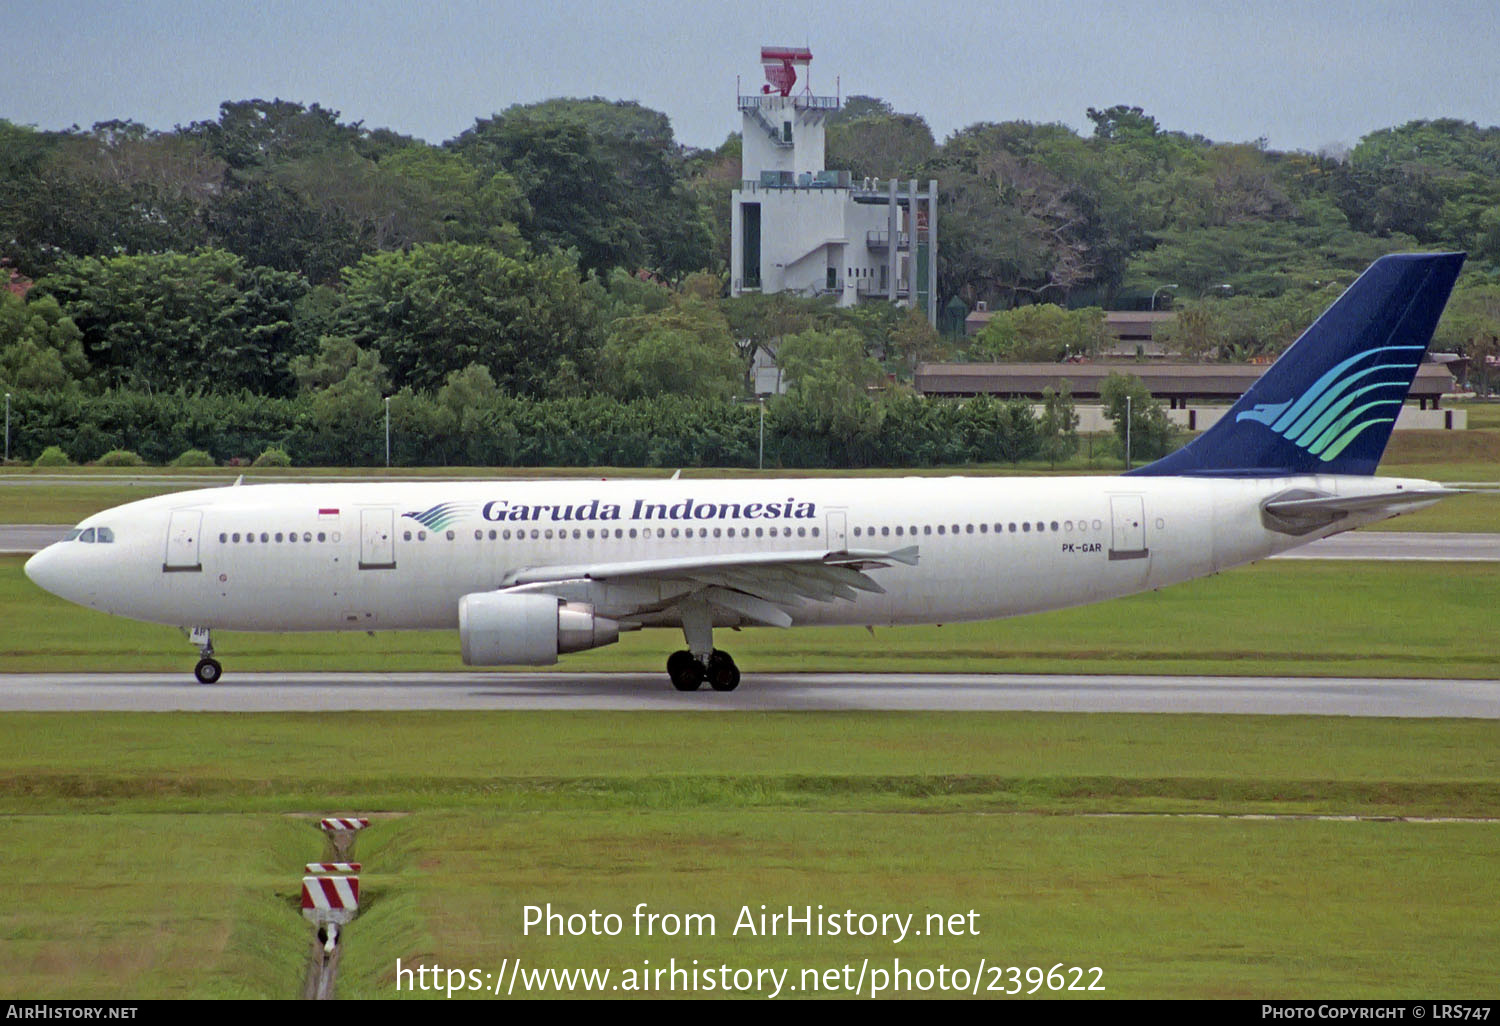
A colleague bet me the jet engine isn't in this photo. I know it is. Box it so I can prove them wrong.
[458,592,620,666]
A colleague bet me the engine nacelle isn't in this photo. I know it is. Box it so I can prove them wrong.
[458,592,620,666]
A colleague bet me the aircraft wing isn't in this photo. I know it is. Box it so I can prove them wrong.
[499,546,920,627]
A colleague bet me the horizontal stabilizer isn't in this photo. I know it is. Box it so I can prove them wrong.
[1261,487,1462,534]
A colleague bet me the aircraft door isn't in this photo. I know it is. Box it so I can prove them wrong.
[825,511,847,551]
[163,511,203,572]
[359,508,397,570]
[1108,495,1149,561]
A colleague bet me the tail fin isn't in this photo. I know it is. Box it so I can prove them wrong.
[1129,252,1465,477]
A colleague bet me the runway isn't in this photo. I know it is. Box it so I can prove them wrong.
[4,523,1499,558]
[1,671,1496,716]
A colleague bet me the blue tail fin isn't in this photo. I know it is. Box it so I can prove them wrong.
[1128,251,1464,477]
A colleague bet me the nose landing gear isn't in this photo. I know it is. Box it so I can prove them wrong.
[189,626,222,685]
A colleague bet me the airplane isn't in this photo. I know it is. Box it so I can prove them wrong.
[23,251,1467,692]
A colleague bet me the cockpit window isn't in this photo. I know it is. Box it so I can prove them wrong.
[64,529,82,541]
[78,528,96,543]
[96,527,115,543]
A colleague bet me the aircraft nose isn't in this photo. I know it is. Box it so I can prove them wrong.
[23,544,64,598]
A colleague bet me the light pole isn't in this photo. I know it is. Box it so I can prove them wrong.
[1151,284,1179,311]
[758,397,765,471]
[4,393,9,464]
[1125,393,1132,471]
[384,396,390,468]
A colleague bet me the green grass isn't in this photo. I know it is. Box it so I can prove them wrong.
[3,556,1495,678]
[3,712,1499,998]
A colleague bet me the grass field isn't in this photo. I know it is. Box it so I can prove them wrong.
[2,555,1496,678]
[3,711,1498,998]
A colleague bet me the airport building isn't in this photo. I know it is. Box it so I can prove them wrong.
[730,47,938,326]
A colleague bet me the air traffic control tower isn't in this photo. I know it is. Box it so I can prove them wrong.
[730,46,939,325]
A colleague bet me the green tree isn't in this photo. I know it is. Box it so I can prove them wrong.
[1435,282,1500,396]
[1100,372,1177,465]
[773,327,886,442]
[0,292,87,391]
[335,242,602,396]
[35,249,311,394]
[967,304,1108,362]
[599,300,742,400]
[1037,383,1080,468]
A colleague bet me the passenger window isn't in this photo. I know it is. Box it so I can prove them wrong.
[657,528,665,538]
[404,531,412,541]
[232,533,241,542]
[274,532,283,542]
[573,529,581,539]
[318,532,327,542]
[489,530,497,540]
[473,530,482,540]
[966,524,974,534]
[289,533,297,543]
[502,530,511,540]
[672,528,680,538]
[811,527,819,537]
[1022,523,1031,533]
[530,530,539,540]
[1036,522,1044,532]
[755,527,764,538]
[979,523,988,533]
[894,526,903,536]
[260,533,268,543]
[1009,523,1017,532]
[798,527,806,537]
[937,525,945,535]
[246,533,255,544]
[446,530,455,541]
[853,527,861,537]
[79,528,96,543]
[1051,521,1059,532]
[219,533,227,543]
[880,526,889,537]
[303,532,312,542]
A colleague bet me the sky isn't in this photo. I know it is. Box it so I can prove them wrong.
[4,0,1498,153]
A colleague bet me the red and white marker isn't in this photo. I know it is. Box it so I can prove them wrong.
[306,862,361,874]
[301,875,360,925]
[319,817,368,832]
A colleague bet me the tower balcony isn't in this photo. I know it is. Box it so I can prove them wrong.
[866,230,910,251]
[738,94,840,113]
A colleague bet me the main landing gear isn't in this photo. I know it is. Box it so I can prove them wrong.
[190,626,222,685]
[667,649,740,692]
[666,601,741,692]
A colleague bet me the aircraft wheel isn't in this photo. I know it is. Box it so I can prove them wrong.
[667,650,703,692]
[707,650,740,692]
[194,658,223,685]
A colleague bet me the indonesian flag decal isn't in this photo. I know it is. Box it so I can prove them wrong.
[318,508,339,520]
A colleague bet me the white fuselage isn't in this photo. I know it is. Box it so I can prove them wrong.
[22,474,1435,636]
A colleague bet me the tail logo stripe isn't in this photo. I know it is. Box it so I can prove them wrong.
[1237,346,1424,462]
